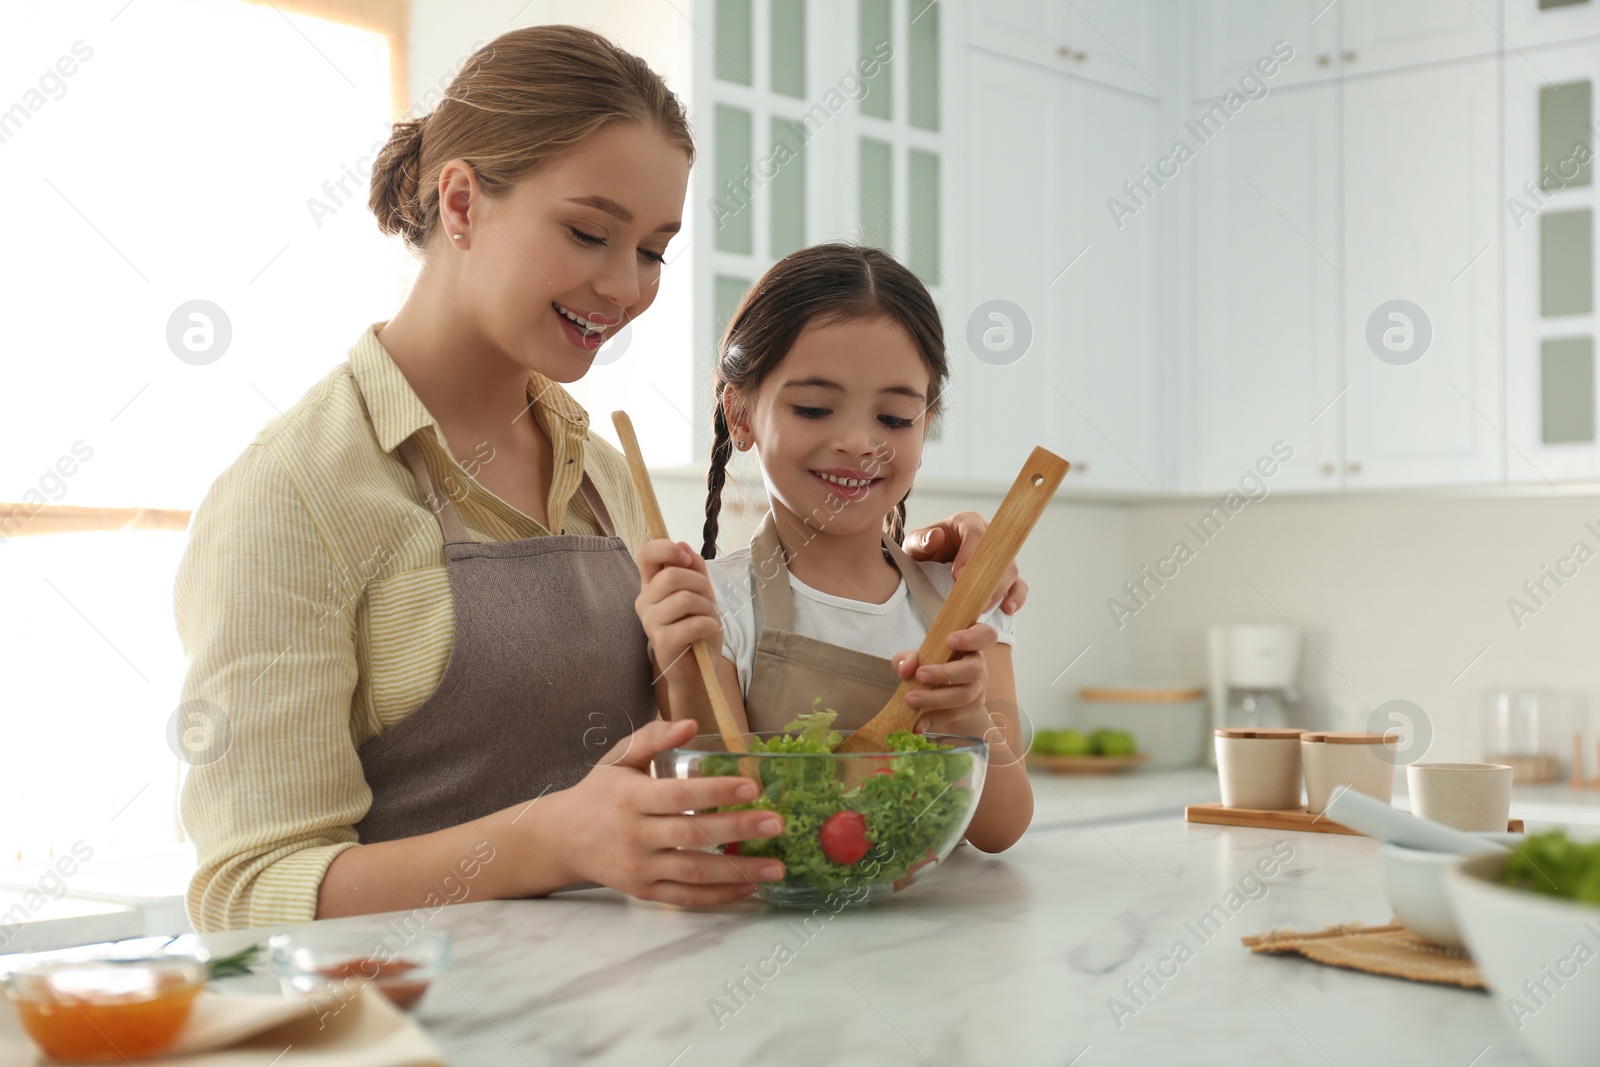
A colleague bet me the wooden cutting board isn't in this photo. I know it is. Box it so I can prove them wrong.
[1185,802,1524,836]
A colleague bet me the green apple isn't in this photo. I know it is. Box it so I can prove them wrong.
[1029,729,1059,755]
[1051,729,1091,756]
[1093,729,1138,756]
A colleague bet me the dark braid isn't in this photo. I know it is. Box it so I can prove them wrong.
[885,492,908,548]
[703,399,734,559]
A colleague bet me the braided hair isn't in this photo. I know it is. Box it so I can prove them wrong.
[702,244,947,559]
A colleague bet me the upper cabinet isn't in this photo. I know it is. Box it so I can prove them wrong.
[1338,0,1500,75]
[1188,1,1507,494]
[955,39,1163,492]
[1193,0,1339,97]
[967,0,1161,98]
[1342,57,1504,488]
[1195,0,1501,99]
[1190,84,1343,493]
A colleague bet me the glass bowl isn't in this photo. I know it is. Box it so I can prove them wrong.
[654,731,988,908]
[4,953,206,1062]
[267,928,449,1013]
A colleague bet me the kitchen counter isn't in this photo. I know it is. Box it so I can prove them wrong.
[191,817,1540,1067]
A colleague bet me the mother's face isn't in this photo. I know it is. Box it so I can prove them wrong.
[443,123,690,384]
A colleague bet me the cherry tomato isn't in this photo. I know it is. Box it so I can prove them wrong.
[819,810,871,865]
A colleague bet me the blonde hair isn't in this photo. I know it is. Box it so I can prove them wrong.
[368,25,695,254]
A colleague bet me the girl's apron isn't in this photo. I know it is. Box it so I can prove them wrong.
[353,432,657,844]
[744,511,944,734]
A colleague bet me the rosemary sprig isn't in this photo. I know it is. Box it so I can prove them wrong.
[205,943,262,980]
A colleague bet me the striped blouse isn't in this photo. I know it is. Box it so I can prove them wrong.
[175,323,652,932]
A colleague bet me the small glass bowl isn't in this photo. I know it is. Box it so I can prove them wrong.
[4,953,206,1062]
[267,928,449,1013]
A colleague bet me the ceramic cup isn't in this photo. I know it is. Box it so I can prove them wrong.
[1214,728,1304,809]
[1406,762,1513,832]
[1301,732,1396,814]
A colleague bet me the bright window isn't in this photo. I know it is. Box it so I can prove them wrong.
[0,0,408,873]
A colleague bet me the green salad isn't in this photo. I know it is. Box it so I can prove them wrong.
[1501,830,1600,905]
[703,703,975,897]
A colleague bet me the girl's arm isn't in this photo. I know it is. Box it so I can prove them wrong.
[959,644,1033,853]
[636,538,751,733]
[893,628,1032,852]
[655,655,750,735]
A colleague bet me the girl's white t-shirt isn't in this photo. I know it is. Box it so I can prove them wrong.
[705,545,1017,696]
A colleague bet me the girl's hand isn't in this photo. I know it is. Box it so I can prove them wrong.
[889,622,997,735]
[903,512,1028,615]
[634,539,722,679]
[542,719,786,906]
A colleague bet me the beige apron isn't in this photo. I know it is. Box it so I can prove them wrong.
[353,432,657,847]
[744,511,944,733]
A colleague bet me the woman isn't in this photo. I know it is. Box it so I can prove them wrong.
[176,25,1027,932]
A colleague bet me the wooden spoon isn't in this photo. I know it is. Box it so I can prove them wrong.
[611,412,750,758]
[834,446,1069,754]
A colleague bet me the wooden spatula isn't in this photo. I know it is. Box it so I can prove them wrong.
[611,412,750,758]
[834,446,1069,754]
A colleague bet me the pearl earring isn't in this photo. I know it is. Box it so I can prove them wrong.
[451,233,465,240]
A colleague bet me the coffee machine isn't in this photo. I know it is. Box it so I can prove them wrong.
[1206,624,1302,763]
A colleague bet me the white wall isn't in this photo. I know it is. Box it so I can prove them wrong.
[1121,491,1600,762]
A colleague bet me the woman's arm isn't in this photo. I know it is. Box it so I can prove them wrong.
[903,512,1029,615]
[319,718,788,915]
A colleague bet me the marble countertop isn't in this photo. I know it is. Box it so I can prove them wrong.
[194,816,1540,1067]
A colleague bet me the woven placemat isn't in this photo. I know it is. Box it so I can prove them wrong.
[1241,922,1484,989]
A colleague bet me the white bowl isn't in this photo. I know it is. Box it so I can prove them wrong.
[1445,852,1600,1067]
[1379,834,1510,949]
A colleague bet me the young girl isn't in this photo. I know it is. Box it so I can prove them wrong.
[636,244,1032,852]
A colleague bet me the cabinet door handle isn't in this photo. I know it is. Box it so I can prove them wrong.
[1320,462,1336,476]
[1346,461,1362,475]
[1056,45,1087,62]
[1316,53,1332,66]
[1342,50,1356,63]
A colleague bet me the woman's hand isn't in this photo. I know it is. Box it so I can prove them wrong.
[889,622,998,737]
[634,539,722,680]
[903,512,1028,614]
[540,719,785,906]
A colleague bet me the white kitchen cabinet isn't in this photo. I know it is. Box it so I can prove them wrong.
[1339,0,1501,75]
[1053,80,1164,491]
[957,49,1163,491]
[1192,0,1339,98]
[1342,58,1505,488]
[1504,40,1600,481]
[966,0,1160,98]
[1505,0,1600,51]
[1190,85,1344,493]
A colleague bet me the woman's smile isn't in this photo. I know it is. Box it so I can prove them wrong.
[552,301,618,351]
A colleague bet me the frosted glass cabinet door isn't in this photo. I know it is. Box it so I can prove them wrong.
[1342,57,1504,488]
[1190,85,1343,493]
[1505,41,1600,481]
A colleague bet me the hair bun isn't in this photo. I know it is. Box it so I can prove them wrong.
[369,117,428,246]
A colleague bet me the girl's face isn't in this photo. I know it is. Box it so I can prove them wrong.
[451,123,689,383]
[731,315,933,539]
